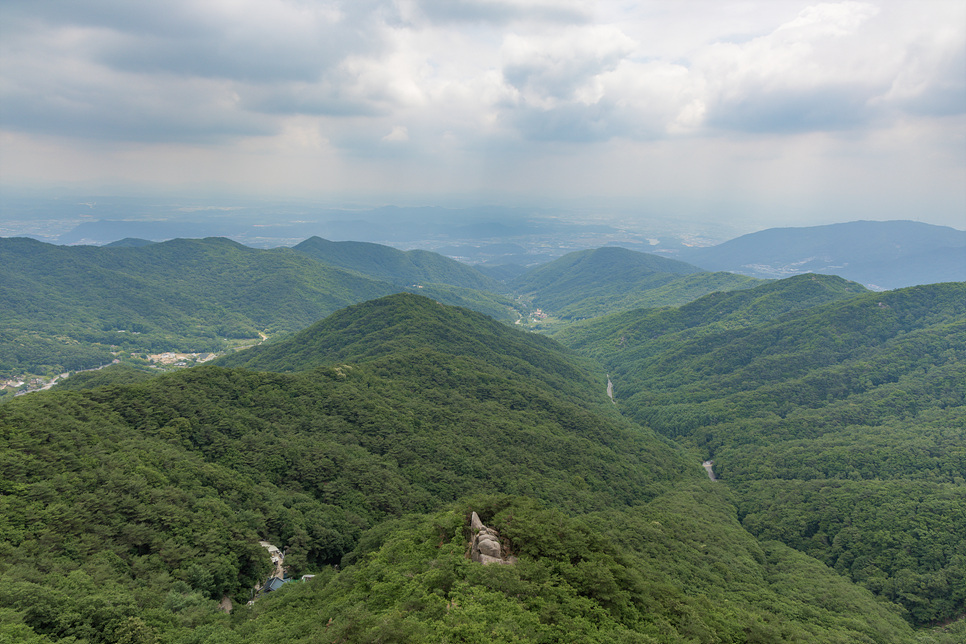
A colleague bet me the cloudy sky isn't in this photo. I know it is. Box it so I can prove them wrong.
[1,0,964,227]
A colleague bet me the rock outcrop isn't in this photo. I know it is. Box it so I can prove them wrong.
[469,512,517,565]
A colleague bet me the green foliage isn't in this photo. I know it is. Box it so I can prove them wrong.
[2,284,957,641]
[511,246,762,319]
[0,237,772,376]
[401,283,519,322]
[554,273,869,359]
[734,479,966,625]
[51,363,157,391]
[292,236,503,292]
[0,296,703,641]
[0,236,396,376]
[227,495,913,643]
[216,293,597,403]
[558,279,966,625]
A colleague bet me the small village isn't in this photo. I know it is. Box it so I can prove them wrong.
[1,350,219,398]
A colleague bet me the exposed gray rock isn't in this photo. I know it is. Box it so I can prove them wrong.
[478,534,501,557]
[468,511,517,565]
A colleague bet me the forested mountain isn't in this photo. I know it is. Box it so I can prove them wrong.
[555,278,966,626]
[0,237,519,378]
[292,236,502,292]
[0,294,925,643]
[291,236,518,322]
[216,293,585,396]
[102,238,156,248]
[0,236,396,376]
[679,220,966,288]
[510,247,760,319]
[1,237,768,379]
[554,273,870,357]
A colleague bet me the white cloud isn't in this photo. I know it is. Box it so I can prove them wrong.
[383,125,410,142]
[1,0,964,227]
[402,0,593,25]
[501,26,636,107]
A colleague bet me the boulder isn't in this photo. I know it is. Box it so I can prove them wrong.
[468,511,517,565]
[478,534,501,557]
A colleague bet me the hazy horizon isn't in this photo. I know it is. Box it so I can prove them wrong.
[1,1,964,230]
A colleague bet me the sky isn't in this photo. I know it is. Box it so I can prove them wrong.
[1,0,964,228]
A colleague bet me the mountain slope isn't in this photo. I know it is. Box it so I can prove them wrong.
[292,236,502,291]
[554,273,869,360]
[0,294,918,642]
[217,293,587,393]
[292,237,520,321]
[0,236,397,376]
[557,279,966,624]
[237,494,913,643]
[681,220,966,288]
[510,246,760,319]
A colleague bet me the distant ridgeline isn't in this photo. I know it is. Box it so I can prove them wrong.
[677,220,966,289]
[1,291,944,643]
[1,224,964,640]
[0,236,515,378]
[3,223,961,377]
[1,236,759,377]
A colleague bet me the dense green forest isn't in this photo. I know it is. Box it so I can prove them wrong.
[0,237,391,377]
[3,230,964,642]
[291,236,503,292]
[510,247,761,320]
[0,237,521,379]
[3,292,947,642]
[554,278,966,626]
[0,237,758,379]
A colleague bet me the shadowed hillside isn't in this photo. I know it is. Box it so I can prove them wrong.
[680,220,966,288]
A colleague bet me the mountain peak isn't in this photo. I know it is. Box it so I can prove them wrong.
[293,237,499,291]
[218,293,591,392]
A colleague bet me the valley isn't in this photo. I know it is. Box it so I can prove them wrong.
[0,222,964,643]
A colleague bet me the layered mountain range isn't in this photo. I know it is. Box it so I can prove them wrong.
[1,220,964,642]
[0,237,757,376]
[677,220,966,289]
[6,287,963,642]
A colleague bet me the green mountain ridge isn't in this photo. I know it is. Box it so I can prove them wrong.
[554,273,870,358]
[215,293,592,399]
[511,246,761,319]
[0,292,929,642]
[555,279,966,625]
[2,237,769,378]
[292,236,502,292]
[0,237,397,374]
[0,237,525,378]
